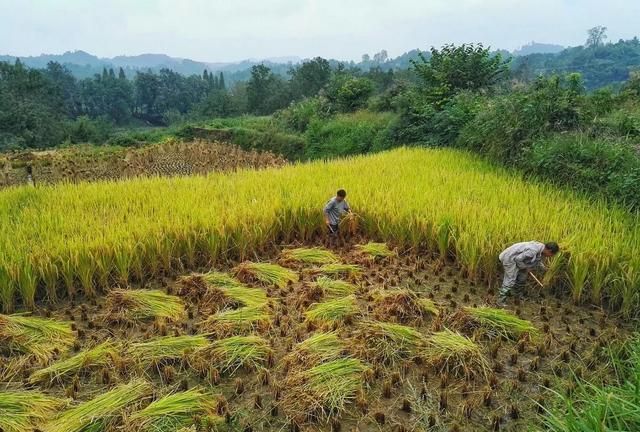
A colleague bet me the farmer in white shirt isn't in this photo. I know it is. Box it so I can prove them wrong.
[497,241,559,306]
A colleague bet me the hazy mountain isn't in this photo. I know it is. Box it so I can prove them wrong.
[0,50,302,79]
[513,42,566,56]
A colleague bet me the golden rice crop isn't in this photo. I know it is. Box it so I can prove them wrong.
[422,329,488,378]
[201,306,271,336]
[0,390,65,432]
[460,306,540,340]
[284,331,346,366]
[317,263,363,278]
[355,320,427,366]
[0,314,75,362]
[355,242,396,259]
[0,148,638,314]
[201,335,272,374]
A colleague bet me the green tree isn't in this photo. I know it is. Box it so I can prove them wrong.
[246,64,290,115]
[411,43,509,107]
[327,75,375,112]
[586,26,608,48]
[289,57,331,99]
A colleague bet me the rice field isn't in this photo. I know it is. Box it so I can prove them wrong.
[0,147,638,316]
[0,242,630,431]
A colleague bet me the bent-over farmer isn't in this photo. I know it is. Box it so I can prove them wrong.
[497,241,559,306]
[323,189,351,243]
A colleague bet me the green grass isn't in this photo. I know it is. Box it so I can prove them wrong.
[543,335,640,431]
[283,358,369,421]
[203,335,272,374]
[462,306,539,340]
[128,388,220,432]
[29,341,121,384]
[281,247,339,264]
[315,276,357,297]
[43,379,152,432]
[0,314,75,362]
[234,262,299,288]
[0,390,65,432]
[304,295,357,324]
[130,335,211,364]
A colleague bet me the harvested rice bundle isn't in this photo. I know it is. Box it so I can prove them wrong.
[422,329,488,378]
[281,247,339,265]
[104,289,185,322]
[370,289,439,323]
[284,331,346,366]
[219,285,268,308]
[234,262,299,288]
[457,307,540,340]
[315,276,357,297]
[201,306,271,337]
[128,388,222,432]
[0,390,65,432]
[130,335,211,365]
[176,272,229,308]
[304,295,358,325]
[355,242,396,259]
[282,358,369,422]
[0,314,75,362]
[29,340,123,384]
[43,379,152,432]
[200,335,272,374]
[316,263,363,279]
[355,320,427,366]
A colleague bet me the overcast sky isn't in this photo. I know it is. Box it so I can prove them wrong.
[1,0,639,62]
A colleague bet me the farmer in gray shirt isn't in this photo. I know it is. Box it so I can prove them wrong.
[323,189,351,241]
[498,241,559,305]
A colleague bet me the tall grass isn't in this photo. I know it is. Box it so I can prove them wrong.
[0,148,638,314]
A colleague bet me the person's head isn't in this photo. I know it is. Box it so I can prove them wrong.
[336,189,347,202]
[543,242,560,257]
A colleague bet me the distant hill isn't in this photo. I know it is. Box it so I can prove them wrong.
[513,42,566,56]
[0,50,302,81]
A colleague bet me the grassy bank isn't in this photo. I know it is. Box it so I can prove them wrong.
[0,147,638,313]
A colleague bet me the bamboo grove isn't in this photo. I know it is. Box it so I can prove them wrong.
[0,147,638,314]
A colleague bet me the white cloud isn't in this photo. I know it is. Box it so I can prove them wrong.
[0,0,638,61]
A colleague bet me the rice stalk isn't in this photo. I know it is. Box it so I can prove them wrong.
[130,334,211,364]
[43,379,152,432]
[104,289,185,321]
[234,262,299,288]
[355,242,396,259]
[355,320,427,366]
[304,295,357,324]
[284,331,345,366]
[422,329,488,378]
[281,247,339,264]
[29,340,122,384]
[127,388,220,432]
[315,276,357,297]
[201,306,271,336]
[0,390,65,432]
[200,335,272,374]
[462,306,540,340]
[317,264,363,278]
[0,313,75,362]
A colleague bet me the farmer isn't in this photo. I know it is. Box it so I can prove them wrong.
[323,189,351,243]
[497,241,559,305]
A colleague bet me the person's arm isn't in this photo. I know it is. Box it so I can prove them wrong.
[323,200,334,225]
[344,200,351,213]
[515,249,538,269]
